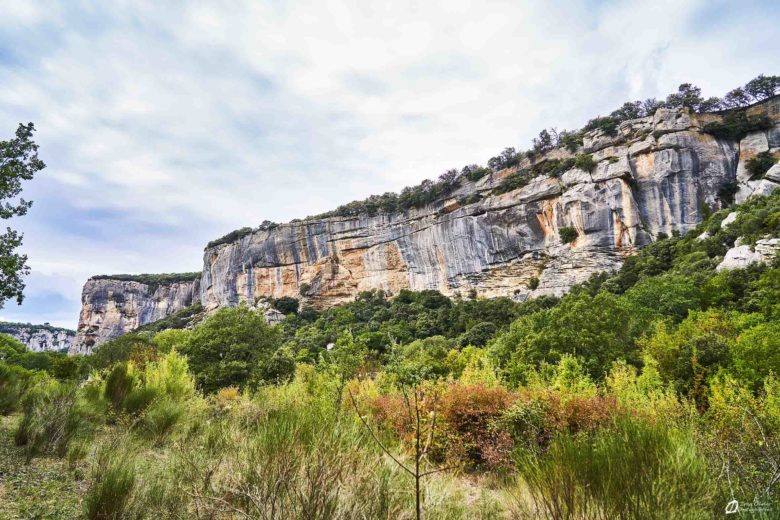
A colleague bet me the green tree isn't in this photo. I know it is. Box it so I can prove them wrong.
[490,290,639,383]
[730,322,780,391]
[640,310,757,403]
[179,305,283,393]
[0,123,46,309]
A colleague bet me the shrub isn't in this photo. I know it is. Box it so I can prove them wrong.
[205,227,254,249]
[458,322,498,348]
[14,379,91,459]
[91,272,200,293]
[0,363,38,414]
[527,277,540,290]
[141,398,185,444]
[105,362,137,411]
[516,416,713,519]
[584,116,619,136]
[745,151,776,178]
[559,226,578,244]
[703,111,773,140]
[493,172,529,195]
[729,322,780,391]
[272,296,299,314]
[299,282,311,296]
[440,384,516,469]
[573,153,595,171]
[84,444,137,520]
[490,290,640,383]
[179,305,284,393]
[462,164,490,182]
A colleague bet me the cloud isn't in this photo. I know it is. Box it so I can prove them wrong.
[0,0,778,328]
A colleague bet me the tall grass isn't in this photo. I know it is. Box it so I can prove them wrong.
[84,442,137,520]
[516,416,714,519]
[14,379,82,459]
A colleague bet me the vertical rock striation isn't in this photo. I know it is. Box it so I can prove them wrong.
[72,276,200,354]
[74,98,780,353]
[201,102,779,310]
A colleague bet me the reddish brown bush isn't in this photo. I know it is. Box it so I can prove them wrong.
[439,384,516,469]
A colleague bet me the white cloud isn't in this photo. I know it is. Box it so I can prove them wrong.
[0,0,777,328]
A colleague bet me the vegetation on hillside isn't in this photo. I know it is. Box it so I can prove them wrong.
[91,272,201,292]
[206,74,778,251]
[2,189,780,518]
[0,321,75,335]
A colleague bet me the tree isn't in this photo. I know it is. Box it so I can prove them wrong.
[0,123,45,309]
[532,129,553,153]
[179,305,284,393]
[664,83,720,112]
[721,87,751,109]
[744,74,780,102]
[490,290,639,383]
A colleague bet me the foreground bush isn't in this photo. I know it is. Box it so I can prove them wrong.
[13,378,98,460]
[517,416,714,519]
[84,442,138,520]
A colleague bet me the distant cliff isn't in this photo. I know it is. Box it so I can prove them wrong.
[72,274,200,355]
[75,96,780,353]
[0,322,75,353]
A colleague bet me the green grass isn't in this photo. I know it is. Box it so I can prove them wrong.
[0,415,82,519]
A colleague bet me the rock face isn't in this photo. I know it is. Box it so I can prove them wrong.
[72,277,200,355]
[76,97,780,352]
[0,323,75,353]
[717,238,780,271]
[201,102,779,310]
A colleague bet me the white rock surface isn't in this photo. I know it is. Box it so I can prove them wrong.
[717,238,780,271]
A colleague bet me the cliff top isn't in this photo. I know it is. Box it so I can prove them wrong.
[90,272,201,287]
[0,321,75,334]
[202,79,779,252]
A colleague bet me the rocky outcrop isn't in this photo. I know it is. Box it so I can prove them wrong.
[201,101,779,310]
[717,238,780,271]
[0,323,75,353]
[72,276,200,355]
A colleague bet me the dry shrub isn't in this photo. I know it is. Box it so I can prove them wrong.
[552,394,618,434]
[503,389,619,456]
[439,384,516,470]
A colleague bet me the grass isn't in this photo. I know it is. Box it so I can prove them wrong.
[0,415,82,519]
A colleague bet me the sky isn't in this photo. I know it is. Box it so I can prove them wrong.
[0,0,778,329]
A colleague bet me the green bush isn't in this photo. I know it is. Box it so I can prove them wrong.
[84,444,137,520]
[517,416,713,519]
[14,379,94,460]
[141,398,185,444]
[745,151,776,178]
[272,296,299,314]
[573,153,596,171]
[559,226,578,244]
[179,305,284,393]
[493,173,529,195]
[91,272,200,292]
[702,111,773,140]
[0,362,38,414]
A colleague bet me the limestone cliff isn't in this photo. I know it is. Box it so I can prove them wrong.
[0,322,75,353]
[75,97,780,353]
[72,275,200,355]
[201,99,780,310]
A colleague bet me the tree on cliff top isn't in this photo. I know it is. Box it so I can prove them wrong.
[0,123,45,310]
